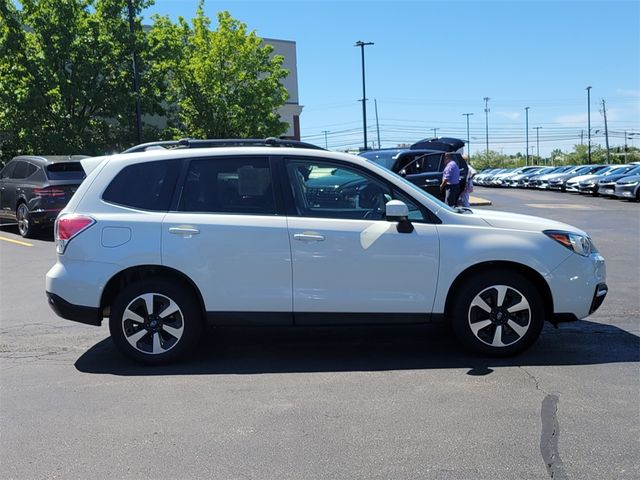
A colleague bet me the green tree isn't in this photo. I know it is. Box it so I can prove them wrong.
[151,3,290,138]
[0,0,155,159]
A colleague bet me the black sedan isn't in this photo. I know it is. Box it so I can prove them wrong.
[0,155,87,237]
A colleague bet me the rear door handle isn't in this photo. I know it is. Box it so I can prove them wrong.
[169,226,200,236]
[293,233,325,242]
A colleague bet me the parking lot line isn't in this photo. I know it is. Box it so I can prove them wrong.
[0,236,33,247]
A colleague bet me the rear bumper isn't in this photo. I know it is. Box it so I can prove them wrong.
[29,208,62,225]
[46,292,103,326]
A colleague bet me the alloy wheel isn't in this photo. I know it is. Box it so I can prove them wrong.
[121,293,185,355]
[17,204,29,237]
[467,285,532,348]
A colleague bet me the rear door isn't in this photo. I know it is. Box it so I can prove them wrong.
[0,161,17,217]
[161,156,292,323]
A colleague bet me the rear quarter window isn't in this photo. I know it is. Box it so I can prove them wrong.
[102,159,181,211]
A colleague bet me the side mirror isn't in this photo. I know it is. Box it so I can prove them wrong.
[385,200,414,233]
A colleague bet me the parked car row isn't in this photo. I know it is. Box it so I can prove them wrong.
[474,163,640,201]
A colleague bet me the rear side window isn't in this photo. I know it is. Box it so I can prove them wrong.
[179,156,275,215]
[46,162,85,180]
[12,161,28,179]
[103,159,181,211]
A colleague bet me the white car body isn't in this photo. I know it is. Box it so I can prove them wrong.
[46,146,608,362]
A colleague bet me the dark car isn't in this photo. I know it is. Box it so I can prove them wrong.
[614,173,640,201]
[359,137,468,199]
[591,165,640,197]
[0,155,87,237]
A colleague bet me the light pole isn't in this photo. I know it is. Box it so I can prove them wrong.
[534,126,542,164]
[525,106,530,166]
[355,40,374,151]
[586,86,592,164]
[462,113,473,158]
[483,97,490,156]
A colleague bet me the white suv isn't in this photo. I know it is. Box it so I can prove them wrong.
[46,140,608,364]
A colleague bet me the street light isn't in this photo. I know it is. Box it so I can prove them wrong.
[586,86,592,164]
[355,40,374,151]
[525,106,530,166]
[483,97,490,155]
[462,113,473,158]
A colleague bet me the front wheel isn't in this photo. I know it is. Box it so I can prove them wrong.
[109,280,203,365]
[450,271,545,356]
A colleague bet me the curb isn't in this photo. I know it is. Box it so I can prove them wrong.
[469,196,492,206]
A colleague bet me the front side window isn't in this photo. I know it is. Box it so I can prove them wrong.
[286,159,427,221]
[179,156,275,215]
[103,159,181,211]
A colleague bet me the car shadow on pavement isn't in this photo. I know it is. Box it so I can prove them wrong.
[74,319,639,376]
[0,223,54,241]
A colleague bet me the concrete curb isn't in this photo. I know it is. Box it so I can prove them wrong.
[469,195,492,206]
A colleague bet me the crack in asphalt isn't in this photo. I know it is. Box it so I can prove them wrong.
[520,368,568,479]
[540,394,568,480]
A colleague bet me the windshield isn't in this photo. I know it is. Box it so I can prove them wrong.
[360,150,403,170]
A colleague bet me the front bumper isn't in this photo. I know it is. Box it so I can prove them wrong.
[615,185,638,198]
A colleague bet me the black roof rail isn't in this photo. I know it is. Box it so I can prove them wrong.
[121,137,324,154]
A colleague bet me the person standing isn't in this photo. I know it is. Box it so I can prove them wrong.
[440,153,461,207]
[458,156,477,207]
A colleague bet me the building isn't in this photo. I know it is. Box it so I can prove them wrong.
[264,38,303,140]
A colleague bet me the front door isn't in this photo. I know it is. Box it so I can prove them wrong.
[283,158,440,323]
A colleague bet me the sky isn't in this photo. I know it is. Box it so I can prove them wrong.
[143,0,640,156]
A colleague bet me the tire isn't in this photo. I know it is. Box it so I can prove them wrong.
[109,280,203,365]
[450,270,545,356]
[16,203,38,238]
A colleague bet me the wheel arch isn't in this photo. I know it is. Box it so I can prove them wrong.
[443,261,554,322]
[100,265,206,318]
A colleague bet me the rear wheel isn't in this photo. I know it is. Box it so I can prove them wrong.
[109,280,203,365]
[451,270,545,356]
[16,203,38,238]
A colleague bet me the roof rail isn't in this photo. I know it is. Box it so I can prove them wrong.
[121,137,324,154]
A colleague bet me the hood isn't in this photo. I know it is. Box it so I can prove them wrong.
[565,174,598,184]
[471,209,585,235]
[616,174,640,184]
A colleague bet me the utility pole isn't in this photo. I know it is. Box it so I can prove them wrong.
[601,99,611,164]
[525,106,530,166]
[534,127,542,164]
[432,128,439,139]
[355,41,374,151]
[462,113,473,158]
[322,130,329,149]
[127,0,143,144]
[586,86,592,164]
[580,130,584,145]
[374,99,381,149]
[624,130,628,163]
[483,97,490,156]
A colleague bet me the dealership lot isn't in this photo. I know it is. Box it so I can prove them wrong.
[1,187,638,479]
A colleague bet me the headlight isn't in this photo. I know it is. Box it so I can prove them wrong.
[621,180,639,186]
[544,230,595,257]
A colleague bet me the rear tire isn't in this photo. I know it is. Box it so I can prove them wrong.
[109,280,203,365]
[16,203,38,238]
[451,270,545,356]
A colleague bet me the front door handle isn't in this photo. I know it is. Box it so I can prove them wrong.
[293,232,325,242]
[168,226,200,236]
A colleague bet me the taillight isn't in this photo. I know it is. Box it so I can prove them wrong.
[55,214,95,254]
[34,187,65,197]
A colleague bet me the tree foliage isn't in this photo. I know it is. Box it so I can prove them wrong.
[149,4,290,139]
[0,0,290,160]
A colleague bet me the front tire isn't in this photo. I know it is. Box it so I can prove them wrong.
[451,270,545,356]
[109,280,203,365]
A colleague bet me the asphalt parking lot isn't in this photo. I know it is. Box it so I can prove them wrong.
[1,187,638,480]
